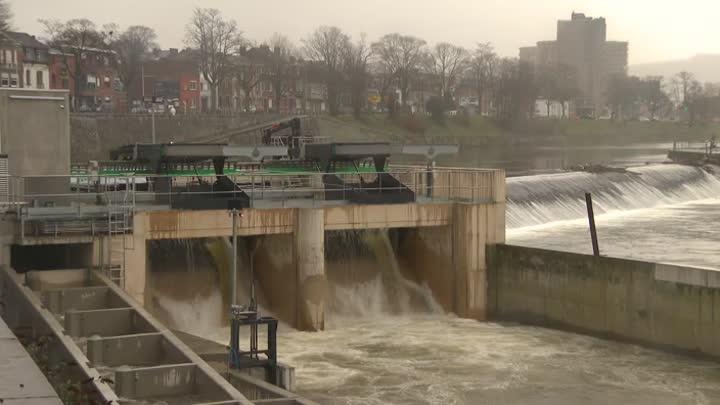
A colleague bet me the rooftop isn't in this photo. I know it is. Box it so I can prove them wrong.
[2,31,49,50]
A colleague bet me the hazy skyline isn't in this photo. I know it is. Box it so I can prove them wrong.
[8,0,720,65]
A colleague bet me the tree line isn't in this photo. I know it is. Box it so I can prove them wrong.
[0,2,717,123]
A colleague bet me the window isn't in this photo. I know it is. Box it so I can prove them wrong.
[10,74,18,88]
[25,70,31,87]
[188,81,198,91]
[36,71,44,89]
[1,73,8,87]
[86,74,97,90]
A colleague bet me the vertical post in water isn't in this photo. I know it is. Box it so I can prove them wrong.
[231,208,238,306]
[585,193,600,257]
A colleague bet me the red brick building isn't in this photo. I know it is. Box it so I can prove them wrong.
[49,49,75,93]
[131,49,201,113]
[74,48,125,112]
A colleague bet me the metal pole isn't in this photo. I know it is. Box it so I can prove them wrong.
[151,110,156,144]
[585,193,600,257]
[249,241,256,311]
[231,208,238,307]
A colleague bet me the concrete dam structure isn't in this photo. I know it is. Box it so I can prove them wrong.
[2,89,720,404]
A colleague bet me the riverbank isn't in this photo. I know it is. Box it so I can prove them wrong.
[319,114,720,146]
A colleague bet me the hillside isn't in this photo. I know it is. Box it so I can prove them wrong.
[630,54,720,82]
[318,114,720,146]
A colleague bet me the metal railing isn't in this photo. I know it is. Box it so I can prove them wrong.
[1,167,502,237]
[672,140,717,155]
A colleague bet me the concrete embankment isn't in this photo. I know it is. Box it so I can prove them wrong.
[0,317,62,404]
[70,113,280,162]
[488,244,720,357]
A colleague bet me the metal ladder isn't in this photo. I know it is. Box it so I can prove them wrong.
[101,187,134,288]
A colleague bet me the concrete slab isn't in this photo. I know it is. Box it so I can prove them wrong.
[0,318,62,405]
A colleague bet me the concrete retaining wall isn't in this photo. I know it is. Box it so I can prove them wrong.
[488,244,720,356]
[70,114,279,162]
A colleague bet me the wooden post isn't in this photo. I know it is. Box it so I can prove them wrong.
[585,193,600,257]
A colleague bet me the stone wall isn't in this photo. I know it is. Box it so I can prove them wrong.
[488,244,720,356]
[70,114,280,162]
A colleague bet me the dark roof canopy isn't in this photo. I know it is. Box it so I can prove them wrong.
[5,32,49,50]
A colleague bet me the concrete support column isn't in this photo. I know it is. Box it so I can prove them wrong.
[453,203,487,320]
[294,208,326,331]
[125,215,148,306]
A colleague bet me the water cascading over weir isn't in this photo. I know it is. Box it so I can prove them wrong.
[506,164,720,229]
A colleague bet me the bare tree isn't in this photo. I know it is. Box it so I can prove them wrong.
[0,0,12,33]
[185,8,242,112]
[343,34,372,118]
[468,42,497,115]
[110,26,157,103]
[372,33,426,109]
[639,76,669,121]
[40,18,111,109]
[672,71,703,124]
[426,42,468,104]
[232,45,263,111]
[303,26,350,115]
[492,58,537,124]
[268,33,300,59]
[263,33,297,113]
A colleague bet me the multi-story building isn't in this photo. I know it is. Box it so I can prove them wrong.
[49,49,75,93]
[6,32,50,90]
[0,32,51,90]
[519,12,629,117]
[0,34,21,88]
[222,46,315,114]
[131,48,201,113]
[75,48,125,112]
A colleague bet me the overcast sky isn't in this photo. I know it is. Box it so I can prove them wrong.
[8,0,720,64]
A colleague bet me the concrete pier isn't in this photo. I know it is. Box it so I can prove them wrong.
[453,204,488,320]
[294,208,326,331]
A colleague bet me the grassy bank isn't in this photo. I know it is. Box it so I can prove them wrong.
[319,113,720,145]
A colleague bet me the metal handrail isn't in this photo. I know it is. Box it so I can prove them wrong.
[3,167,501,214]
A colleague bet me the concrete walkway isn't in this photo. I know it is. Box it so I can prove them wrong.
[0,317,62,405]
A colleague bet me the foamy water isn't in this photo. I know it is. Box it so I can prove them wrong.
[147,163,720,404]
[153,284,720,405]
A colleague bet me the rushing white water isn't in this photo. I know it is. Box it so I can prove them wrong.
[507,164,720,229]
[147,163,720,405]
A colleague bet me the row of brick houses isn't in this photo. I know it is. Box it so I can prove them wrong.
[0,30,448,115]
[130,46,330,115]
[0,31,126,112]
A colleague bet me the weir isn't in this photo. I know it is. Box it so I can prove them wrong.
[0,89,507,404]
[4,89,720,404]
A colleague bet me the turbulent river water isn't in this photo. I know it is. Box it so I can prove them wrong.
[149,148,720,405]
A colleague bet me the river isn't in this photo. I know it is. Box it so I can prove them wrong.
[149,144,720,405]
